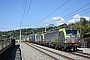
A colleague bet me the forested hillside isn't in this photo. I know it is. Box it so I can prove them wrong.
[0,18,90,40]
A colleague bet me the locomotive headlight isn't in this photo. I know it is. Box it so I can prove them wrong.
[65,39,67,43]
[75,44,78,46]
[65,40,67,43]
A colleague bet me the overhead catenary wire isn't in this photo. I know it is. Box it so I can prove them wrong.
[54,2,90,23]
[22,0,27,22]
[23,0,32,22]
[81,10,90,15]
[29,0,54,25]
[65,8,90,21]
[42,0,82,25]
[34,0,70,26]
[63,2,90,18]
[34,0,54,21]
[65,8,90,20]
[56,0,81,16]
[50,0,81,24]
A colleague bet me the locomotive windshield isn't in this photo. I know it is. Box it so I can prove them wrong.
[66,30,77,35]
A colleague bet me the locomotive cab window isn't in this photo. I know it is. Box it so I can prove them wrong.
[66,30,77,35]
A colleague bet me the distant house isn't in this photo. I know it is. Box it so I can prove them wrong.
[80,32,90,48]
[1,38,7,41]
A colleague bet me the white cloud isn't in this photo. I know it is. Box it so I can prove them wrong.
[43,19,51,23]
[67,14,90,24]
[68,19,76,23]
[51,16,61,21]
[43,14,90,26]
[55,21,64,25]
[52,17,65,26]
[73,14,81,19]
[43,16,65,26]
[83,16,90,21]
[68,14,81,23]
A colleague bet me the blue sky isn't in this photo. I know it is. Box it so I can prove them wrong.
[0,0,90,31]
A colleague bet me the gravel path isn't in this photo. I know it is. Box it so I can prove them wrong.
[20,42,54,60]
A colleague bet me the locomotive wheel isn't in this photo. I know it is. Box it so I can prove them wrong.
[71,47,75,52]
[55,45,58,50]
[61,47,64,51]
[66,49,70,52]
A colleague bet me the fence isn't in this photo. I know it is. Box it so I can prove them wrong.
[0,39,11,51]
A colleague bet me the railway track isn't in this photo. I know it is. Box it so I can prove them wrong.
[77,51,90,56]
[69,52,90,59]
[34,43,90,60]
[25,42,74,60]
[25,42,90,60]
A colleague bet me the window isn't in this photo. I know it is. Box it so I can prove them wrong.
[66,30,77,35]
[83,33,90,38]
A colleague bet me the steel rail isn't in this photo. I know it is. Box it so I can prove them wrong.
[25,42,74,60]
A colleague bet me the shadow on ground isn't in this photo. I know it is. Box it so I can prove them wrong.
[7,45,22,60]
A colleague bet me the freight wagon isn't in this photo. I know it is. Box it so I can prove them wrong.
[29,34,36,43]
[29,34,43,44]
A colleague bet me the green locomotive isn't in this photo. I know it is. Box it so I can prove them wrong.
[30,27,80,51]
[41,27,80,51]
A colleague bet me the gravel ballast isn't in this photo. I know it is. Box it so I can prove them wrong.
[31,43,90,60]
[20,42,54,60]
[20,42,90,60]
[77,48,90,54]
